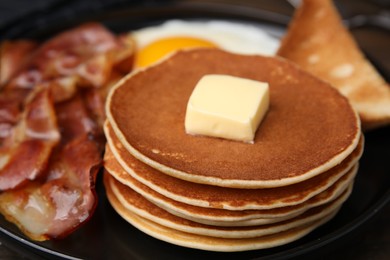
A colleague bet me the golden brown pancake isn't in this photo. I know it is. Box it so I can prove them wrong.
[105,144,355,225]
[104,173,340,251]
[105,172,350,238]
[105,121,362,210]
[106,49,361,188]
[277,0,390,130]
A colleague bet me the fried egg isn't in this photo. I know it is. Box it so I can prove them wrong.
[132,20,280,68]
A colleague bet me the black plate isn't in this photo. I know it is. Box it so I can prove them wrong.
[0,1,389,259]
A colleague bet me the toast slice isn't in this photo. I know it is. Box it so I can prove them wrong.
[277,0,390,130]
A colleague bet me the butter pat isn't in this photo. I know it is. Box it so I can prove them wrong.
[185,74,269,143]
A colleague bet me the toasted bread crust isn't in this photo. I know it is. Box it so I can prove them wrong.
[277,0,390,130]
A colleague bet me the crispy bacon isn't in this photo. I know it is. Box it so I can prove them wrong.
[0,90,26,127]
[5,23,127,91]
[77,53,113,88]
[0,40,37,86]
[55,94,99,143]
[0,88,59,190]
[44,76,78,103]
[112,33,136,73]
[0,93,102,240]
[0,135,100,241]
[41,135,101,239]
[6,69,43,90]
[0,89,31,143]
[0,22,135,240]
[28,22,120,75]
[82,70,124,132]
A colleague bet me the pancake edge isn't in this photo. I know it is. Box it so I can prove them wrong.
[105,50,362,188]
[105,175,341,252]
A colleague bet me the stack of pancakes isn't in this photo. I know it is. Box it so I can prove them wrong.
[103,49,363,251]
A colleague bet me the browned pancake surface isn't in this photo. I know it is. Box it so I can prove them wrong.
[108,49,359,183]
[104,172,339,251]
[104,145,353,222]
[105,123,362,209]
[105,172,348,237]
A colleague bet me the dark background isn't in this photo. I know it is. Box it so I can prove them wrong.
[0,0,389,259]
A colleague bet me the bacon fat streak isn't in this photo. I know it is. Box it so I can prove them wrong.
[0,22,134,240]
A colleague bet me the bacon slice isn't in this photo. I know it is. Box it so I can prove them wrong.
[4,23,134,94]
[56,94,100,143]
[112,33,136,73]
[0,89,27,142]
[0,87,59,190]
[38,76,78,103]
[5,23,124,90]
[77,53,113,88]
[0,22,135,241]
[0,93,102,240]
[0,40,37,86]
[0,90,24,126]
[82,70,124,132]
[0,135,101,240]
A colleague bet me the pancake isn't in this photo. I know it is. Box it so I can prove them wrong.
[277,0,390,130]
[105,173,340,252]
[106,48,361,188]
[105,172,350,239]
[105,144,355,226]
[105,121,362,210]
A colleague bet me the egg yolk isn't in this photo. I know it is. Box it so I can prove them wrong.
[134,36,217,68]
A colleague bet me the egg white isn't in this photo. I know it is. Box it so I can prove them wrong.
[132,20,280,56]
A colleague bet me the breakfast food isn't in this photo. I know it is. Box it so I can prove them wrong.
[104,48,363,251]
[184,74,270,143]
[131,20,280,68]
[104,139,358,226]
[1,0,384,251]
[277,0,390,130]
[0,19,279,241]
[107,49,361,188]
[0,22,134,240]
[104,172,349,251]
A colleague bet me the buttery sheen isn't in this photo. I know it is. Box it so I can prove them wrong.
[185,74,269,143]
